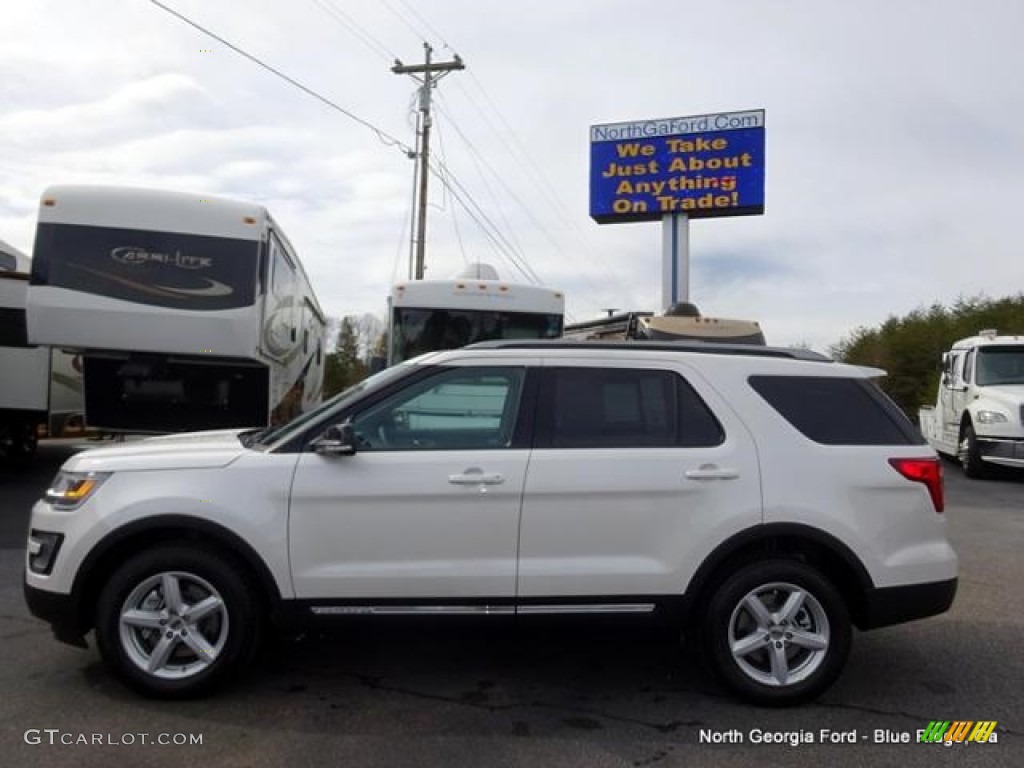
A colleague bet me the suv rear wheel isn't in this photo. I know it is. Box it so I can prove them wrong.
[703,559,851,706]
[95,545,261,698]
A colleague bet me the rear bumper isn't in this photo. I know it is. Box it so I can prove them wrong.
[859,577,957,629]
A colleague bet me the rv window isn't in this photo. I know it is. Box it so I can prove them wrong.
[31,222,257,310]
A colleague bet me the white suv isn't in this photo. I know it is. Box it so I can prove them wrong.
[24,341,957,705]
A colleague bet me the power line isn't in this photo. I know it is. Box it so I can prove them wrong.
[148,0,413,156]
[432,120,469,268]
[310,0,397,63]
[379,0,425,44]
[380,0,444,49]
[432,157,544,285]
[458,73,641,307]
[434,96,547,267]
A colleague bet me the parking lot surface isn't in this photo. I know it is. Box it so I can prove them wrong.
[1,441,1021,767]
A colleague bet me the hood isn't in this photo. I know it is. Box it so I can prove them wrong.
[976,384,1024,407]
[64,428,251,473]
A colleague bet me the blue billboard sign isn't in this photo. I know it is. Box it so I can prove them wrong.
[589,109,765,223]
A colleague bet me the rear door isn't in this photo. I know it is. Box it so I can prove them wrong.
[516,359,761,608]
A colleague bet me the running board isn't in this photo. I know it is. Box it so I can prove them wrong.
[309,603,656,617]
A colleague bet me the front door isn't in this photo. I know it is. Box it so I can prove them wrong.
[288,364,532,603]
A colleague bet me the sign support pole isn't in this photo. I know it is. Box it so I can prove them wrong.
[661,213,689,310]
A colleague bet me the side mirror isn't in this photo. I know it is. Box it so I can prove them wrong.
[312,422,357,456]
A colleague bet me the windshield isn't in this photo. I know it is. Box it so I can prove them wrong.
[976,347,1024,386]
[390,307,563,365]
[248,362,413,447]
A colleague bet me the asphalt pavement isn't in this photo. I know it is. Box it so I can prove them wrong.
[1,441,1021,767]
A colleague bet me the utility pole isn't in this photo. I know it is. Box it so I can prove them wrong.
[392,43,464,279]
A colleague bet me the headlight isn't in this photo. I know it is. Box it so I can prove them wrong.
[44,471,110,510]
[976,410,1009,424]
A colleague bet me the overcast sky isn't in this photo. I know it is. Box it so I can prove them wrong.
[2,0,1022,351]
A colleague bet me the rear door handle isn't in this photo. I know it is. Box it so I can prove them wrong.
[449,468,505,485]
[685,465,740,481]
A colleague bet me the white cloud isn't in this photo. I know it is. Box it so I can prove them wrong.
[1,0,1023,353]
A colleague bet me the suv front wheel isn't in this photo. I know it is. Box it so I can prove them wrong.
[95,545,262,698]
[703,559,851,706]
[959,423,988,478]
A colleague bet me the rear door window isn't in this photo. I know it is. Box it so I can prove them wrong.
[536,367,724,449]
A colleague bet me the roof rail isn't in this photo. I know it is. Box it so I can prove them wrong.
[465,339,833,362]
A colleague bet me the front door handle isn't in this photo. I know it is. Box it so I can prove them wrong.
[449,468,506,485]
[685,464,740,481]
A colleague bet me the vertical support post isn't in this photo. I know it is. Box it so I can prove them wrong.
[412,44,433,280]
[392,45,465,280]
[661,213,689,311]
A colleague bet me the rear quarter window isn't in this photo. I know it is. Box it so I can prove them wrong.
[749,375,924,446]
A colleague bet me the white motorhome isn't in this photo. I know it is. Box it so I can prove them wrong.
[26,185,325,433]
[919,329,1024,477]
[0,238,85,465]
[387,263,564,365]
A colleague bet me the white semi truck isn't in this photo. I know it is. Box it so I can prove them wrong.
[919,329,1024,477]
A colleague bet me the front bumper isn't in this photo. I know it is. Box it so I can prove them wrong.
[23,576,89,648]
[978,436,1024,467]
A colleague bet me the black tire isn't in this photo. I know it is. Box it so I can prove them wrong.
[95,544,263,698]
[959,424,988,479]
[703,559,851,706]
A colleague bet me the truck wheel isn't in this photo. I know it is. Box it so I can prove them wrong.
[95,545,262,698]
[959,424,987,479]
[702,560,851,706]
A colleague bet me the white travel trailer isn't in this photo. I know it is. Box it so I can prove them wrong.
[564,302,765,345]
[0,238,48,463]
[0,238,85,464]
[26,185,325,433]
[387,263,564,365]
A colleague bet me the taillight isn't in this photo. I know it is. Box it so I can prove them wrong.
[888,457,944,513]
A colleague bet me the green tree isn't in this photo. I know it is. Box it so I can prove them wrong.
[832,294,1024,415]
[322,316,369,397]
